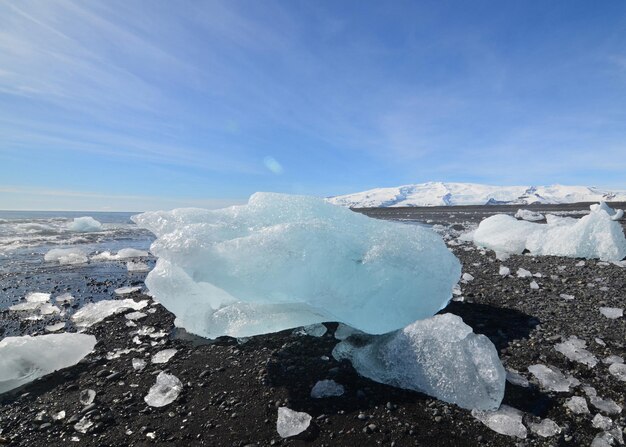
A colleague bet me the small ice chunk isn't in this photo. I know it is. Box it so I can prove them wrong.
[68,216,102,232]
[603,355,623,365]
[591,430,624,447]
[72,299,148,327]
[592,414,614,430]
[9,301,43,311]
[293,324,327,337]
[515,209,545,222]
[528,364,579,392]
[599,307,623,319]
[55,293,74,303]
[530,281,539,290]
[0,334,96,393]
[44,248,88,265]
[462,273,474,282]
[74,417,93,433]
[564,396,589,414]
[560,294,575,300]
[576,260,586,267]
[276,407,312,438]
[554,336,598,367]
[125,311,147,321]
[590,396,622,415]
[39,303,61,315]
[127,261,150,272]
[79,389,96,406]
[517,268,532,278]
[505,369,529,388]
[26,292,51,303]
[132,358,147,371]
[471,405,527,439]
[9,292,51,311]
[151,348,177,364]
[499,266,510,276]
[311,380,344,398]
[608,363,626,381]
[144,372,182,407]
[334,323,364,340]
[333,313,505,410]
[92,248,149,261]
[114,286,142,295]
[45,322,66,332]
[528,418,561,437]
[52,410,66,421]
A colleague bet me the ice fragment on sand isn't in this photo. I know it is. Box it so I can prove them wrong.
[293,324,327,337]
[9,292,51,311]
[333,313,505,410]
[132,193,461,338]
[505,369,529,388]
[144,372,182,407]
[528,418,561,437]
[0,334,96,394]
[608,363,626,381]
[517,268,532,278]
[560,294,575,300]
[45,322,66,332]
[311,380,344,398]
[55,293,74,303]
[151,349,177,364]
[603,355,624,365]
[591,428,624,447]
[132,358,147,371]
[68,216,102,232]
[462,273,474,281]
[72,299,148,327]
[92,248,149,260]
[334,323,364,340]
[528,364,579,392]
[44,248,88,265]
[79,389,96,406]
[39,303,60,315]
[592,414,614,430]
[499,266,510,276]
[554,336,598,367]
[515,209,545,222]
[127,261,150,272]
[276,407,312,438]
[471,405,527,439]
[599,307,623,319]
[530,281,539,290]
[125,311,147,321]
[590,396,622,415]
[74,417,93,433]
[114,286,142,295]
[473,202,626,261]
[564,396,589,414]
[52,410,65,421]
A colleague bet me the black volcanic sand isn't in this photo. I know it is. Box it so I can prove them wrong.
[1,234,625,445]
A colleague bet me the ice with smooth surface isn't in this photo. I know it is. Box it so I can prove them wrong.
[0,334,96,393]
[529,418,561,437]
[515,209,545,222]
[132,358,147,371]
[133,193,461,338]
[590,396,622,415]
[555,336,598,367]
[276,407,311,438]
[125,311,147,321]
[599,307,623,319]
[471,405,527,439]
[505,369,529,388]
[333,313,505,410]
[151,349,177,364]
[72,299,148,327]
[144,372,182,407]
[472,203,626,261]
[498,266,510,276]
[517,268,532,278]
[45,322,66,332]
[592,414,614,430]
[311,380,345,398]
[564,396,589,414]
[68,216,102,232]
[114,286,142,295]
[528,364,579,392]
[92,248,149,261]
[608,363,626,381]
[44,248,88,265]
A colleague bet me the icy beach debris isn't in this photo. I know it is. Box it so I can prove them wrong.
[72,299,148,327]
[472,202,626,261]
[132,193,461,338]
[125,311,147,321]
[0,333,96,394]
[293,323,327,337]
[554,336,598,367]
[144,372,182,407]
[127,261,150,272]
[608,363,626,381]
[92,248,149,261]
[590,396,622,415]
[528,364,579,392]
[334,323,364,340]
[560,294,575,300]
[462,272,474,282]
[151,349,177,364]
[79,389,96,406]
[530,280,539,290]
[333,313,505,410]
[114,286,142,295]
[311,380,345,398]
[592,414,614,430]
[55,293,74,303]
[471,405,527,439]
[528,418,561,437]
[276,407,312,438]
[132,358,147,371]
[599,307,623,319]
[68,216,102,232]
[39,303,60,315]
[517,268,532,278]
[498,266,510,276]
[44,248,88,265]
[564,396,589,414]
[74,417,93,433]
[505,369,529,388]
[515,209,545,222]
[45,322,66,332]
[9,292,51,312]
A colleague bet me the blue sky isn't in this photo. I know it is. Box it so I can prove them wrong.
[1,0,625,210]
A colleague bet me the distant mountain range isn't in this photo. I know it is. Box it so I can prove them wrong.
[328,182,626,208]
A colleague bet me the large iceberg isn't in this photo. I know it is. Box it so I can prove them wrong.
[0,334,96,394]
[132,193,461,338]
[473,203,626,261]
[332,313,506,410]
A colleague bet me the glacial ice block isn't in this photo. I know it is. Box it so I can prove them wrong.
[473,202,626,261]
[132,193,461,338]
[332,313,505,410]
[0,334,96,394]
[68,216,102,232]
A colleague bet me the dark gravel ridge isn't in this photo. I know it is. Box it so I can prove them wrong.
[0,245,625,446]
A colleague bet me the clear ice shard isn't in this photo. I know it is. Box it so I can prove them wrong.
[554,336,598,367]
[132,193,461,338]
[528,364,579,392]
[0,334,96,394]
[528,418,561,437]
[311,380,345,398]
[471,405,527,439]
[144,372,182,407]
[332,313,505,410]
[472,202,626,261]
[72,299,149,327]
[68,216,102,232]
[276,407,312,438]
[151,349,177,364]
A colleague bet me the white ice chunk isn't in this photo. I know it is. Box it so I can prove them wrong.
[462,272,474,282]
[25,292,51,303]
[114,286,142,295]
[599,307,623,319]
[333,313,505,410]
[151,349,177,364]
[608,363,626,381]
[560,294,575,300]
[505,369,529,387]
[515,209,545,222]
[473,203,626,261]
[530,281,539,290]
[144,372,182,407]
[564,396,589,414]
[293,324,327,337]
[92,248,149,261]
[528,364,579,392]
[68,216,102,232]
[591,430,624,447]
[603,355,624,365]
[44,248,88,265]
[517,268,532,278]
[528,418,561,437]
[55,293,74,303]
[499,266,510,276]
[127,261,150,272]
[592,414,614,430]
[554,336,598,367]
[45,322,66,332]
[74,417,93,433]
[132,358,147,371]
[39,303,61,315]
[132,193,461,338]
[334,323,364,340]
[310,379,344,398]
[471,405,527,439]
[276,407,311,438]
[72,299,148,327]
[125,311,147,321]
[79,389,96,405]
[0,334,96,393]
[590,396,622,415]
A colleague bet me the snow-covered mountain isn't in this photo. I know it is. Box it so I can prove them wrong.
[328,182,626,208]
